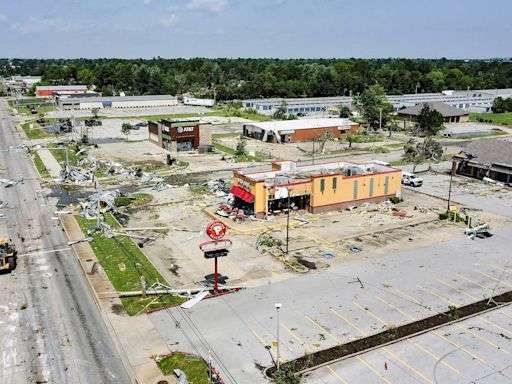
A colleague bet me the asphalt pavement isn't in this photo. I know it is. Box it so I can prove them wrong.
[0,100,131,383]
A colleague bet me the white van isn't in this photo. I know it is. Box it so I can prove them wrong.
[402,171,423,187]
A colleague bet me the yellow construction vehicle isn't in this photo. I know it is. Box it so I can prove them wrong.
[0,237,17,272]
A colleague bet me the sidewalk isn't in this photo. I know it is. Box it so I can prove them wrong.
[59,213,175,384]
[37,149,62,177]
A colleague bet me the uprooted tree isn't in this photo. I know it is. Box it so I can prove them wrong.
[235,134,247,156]
[403,138,443,172]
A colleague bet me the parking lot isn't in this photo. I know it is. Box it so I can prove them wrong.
[305,304,512,384]
[149,228,512,383]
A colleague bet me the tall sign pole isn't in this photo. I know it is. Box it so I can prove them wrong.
[202,220,230,295]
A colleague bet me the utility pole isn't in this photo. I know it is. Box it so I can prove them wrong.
[312,138,315,165]
[275,303,282,371]
[379,107,382,131]
[447,161,456,212]
[286,189,291,255]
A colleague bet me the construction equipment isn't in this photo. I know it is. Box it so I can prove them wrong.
[0,237,17,272]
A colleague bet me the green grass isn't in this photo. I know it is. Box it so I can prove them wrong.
[456,129,508,139]
[470,112,512,126]
[190,185,211,194]
[22,121,52,139]
[50,145,78,167]
[18,105,54,116]
[212,132,240,139]
[371,146,390,154]
[33,153,50,178]
[213,142,268,162]
[120,295,186,316]
[157,353,210,384]
[75,213,168,292]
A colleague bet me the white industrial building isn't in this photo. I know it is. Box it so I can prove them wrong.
[58,95,178,110]
[243,88,512,115]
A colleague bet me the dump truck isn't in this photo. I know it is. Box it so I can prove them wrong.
[0,237,17,272]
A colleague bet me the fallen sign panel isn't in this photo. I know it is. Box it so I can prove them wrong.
[180,289,209,309]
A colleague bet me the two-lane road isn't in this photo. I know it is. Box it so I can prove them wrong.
[0,100,131,383]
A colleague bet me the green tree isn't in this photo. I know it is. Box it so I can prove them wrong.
[416,105,444,136]
[272,101,289,120]
[353,84,393,130]
[121,123,132,139]
[339,105,351,118]
[91,108,99,119]
[77,68,96,87]
[235,134,247,156]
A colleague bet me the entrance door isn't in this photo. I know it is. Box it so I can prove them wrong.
[177,139,194,151]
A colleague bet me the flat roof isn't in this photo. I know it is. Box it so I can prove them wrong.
[244,118,355,132]
[59,95,177,103]
[236,160,399,186]
[36,85,87,90]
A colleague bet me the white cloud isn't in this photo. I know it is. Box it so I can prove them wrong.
[185,0,228,13]
[0,14,7,23]
[10,17,83,34]
[160,14,179,27]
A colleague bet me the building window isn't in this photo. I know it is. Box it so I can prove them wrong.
[332,177,337,190]
[320,179,325,193]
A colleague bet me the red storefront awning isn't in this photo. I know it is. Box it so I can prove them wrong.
[230,186,255,203]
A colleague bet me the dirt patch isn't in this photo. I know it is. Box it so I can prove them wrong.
[111,303,127,315]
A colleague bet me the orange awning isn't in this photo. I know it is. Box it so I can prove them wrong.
[230,186,255,203]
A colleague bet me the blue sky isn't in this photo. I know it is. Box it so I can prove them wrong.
[0,0,510,58]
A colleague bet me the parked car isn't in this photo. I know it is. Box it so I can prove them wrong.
[134,121,148,128]
[402,171,423,187]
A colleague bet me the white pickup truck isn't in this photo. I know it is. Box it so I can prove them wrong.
[402,171,423,187]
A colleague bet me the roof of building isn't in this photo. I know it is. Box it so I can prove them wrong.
[236,160,399,185]
[244,118,356,132]
[398,101,469,117]
[455,138,512,167]
[36,85,87,90]
[59,95,177,103]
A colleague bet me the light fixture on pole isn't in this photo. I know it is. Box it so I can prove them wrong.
[275,303,282,371]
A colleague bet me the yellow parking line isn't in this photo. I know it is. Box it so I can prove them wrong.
[281,322,314,353]
[395,289,429,308]
[357,356,393,384]
[330,308,367,336]
[390,292,487,365]
[416,285,458,306]
[431,330,487,365]
[305,314,392,384]
[490,264,512,276]
[327,366,350,384]
[352,301,389,326]
[282,322,350,384]
[456,273,493,292]
[477,316,512,338]
[455,324,509,354]
[382,347,433,384]
[376,296,459,374]
[473,269,512,289]
[437,279,479,301]
[251,329,277,360]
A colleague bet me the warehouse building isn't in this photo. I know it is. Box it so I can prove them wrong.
[243,118,358,143]
[243,88,512,115]
[57,95,178,110]
[148,119,212,152]
[231,160,401,215]
[452,139,512,184]
[36,85,88,97]
[397,101,470,123]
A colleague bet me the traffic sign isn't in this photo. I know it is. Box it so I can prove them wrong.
[206,220,227,240]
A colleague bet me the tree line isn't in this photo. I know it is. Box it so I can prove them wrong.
[1,58,511,100]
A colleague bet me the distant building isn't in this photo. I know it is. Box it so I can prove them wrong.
[231,160,402,215]
[36,85,88,97]
[452,139,512,184]
[57,95,178,110]
[243,118,358,143]
[397,102,470,123]
[6,76,41,89]
[183,96,215,107]
[148,119,211,152]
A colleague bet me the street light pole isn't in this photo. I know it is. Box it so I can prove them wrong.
[275,303,282,371]
[286,190,290,255]
[447,162,455,212]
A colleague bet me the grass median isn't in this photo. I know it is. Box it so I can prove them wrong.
[157,353,210,384]
[75,212,185,315]
[33,152,50,178]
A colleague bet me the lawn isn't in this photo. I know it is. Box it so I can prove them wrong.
[50,145,79,167]
[74,213,168,292]
[157,353,210,384]
[213,142,269,162]
[121,295,186,316]
[212,132,240,139]
[22,121,52,139]
[32,153,50,178]
[470,112,512,126]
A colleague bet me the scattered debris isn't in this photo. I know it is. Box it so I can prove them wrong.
[350,247,362,253]
[323,252,336,260]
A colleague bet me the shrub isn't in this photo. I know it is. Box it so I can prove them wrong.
[114,197,133,207]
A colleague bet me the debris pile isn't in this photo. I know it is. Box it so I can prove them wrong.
[79,190,122,219]
[207,178,230,197]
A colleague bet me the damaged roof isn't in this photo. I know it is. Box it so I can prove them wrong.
[456,138,512,167]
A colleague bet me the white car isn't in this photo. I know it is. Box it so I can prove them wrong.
[402,171,423,187]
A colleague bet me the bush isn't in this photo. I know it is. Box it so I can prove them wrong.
[114,197,133,207]
[439,211,463,222]
[389,196,402,204]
